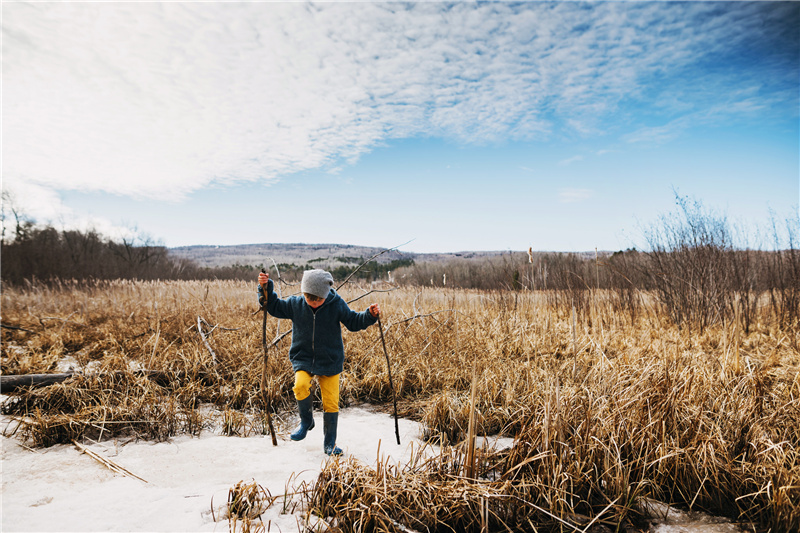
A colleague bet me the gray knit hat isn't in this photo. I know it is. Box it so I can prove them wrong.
[301,269,334,300]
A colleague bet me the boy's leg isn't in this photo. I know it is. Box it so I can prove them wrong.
[293,370,313,401]
[318,374,342,455]
[290,370,315,441]
[317,374,339,413]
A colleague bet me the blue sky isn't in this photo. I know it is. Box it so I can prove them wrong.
[3,1,798,253]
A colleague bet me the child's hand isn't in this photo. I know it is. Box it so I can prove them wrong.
[258,272,269,286]
[369,304,381,318]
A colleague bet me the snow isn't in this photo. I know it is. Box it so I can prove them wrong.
[1,403,746,533]
[642,498,746,533]
[2,406,425,532]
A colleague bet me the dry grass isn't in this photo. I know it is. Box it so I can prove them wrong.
[224,479,274,533]
[1,279,295,444]
[2,280,799,531]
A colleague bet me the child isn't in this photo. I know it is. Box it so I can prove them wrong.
[257,269,380,455]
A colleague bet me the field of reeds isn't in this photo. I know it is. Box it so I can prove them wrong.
[2,278,799,532]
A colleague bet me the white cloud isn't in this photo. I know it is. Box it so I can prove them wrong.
[558,155,584,167]
[2,1,794,224]
[558,188,593,203]
[623,92,772,146]
[1,181,137,242]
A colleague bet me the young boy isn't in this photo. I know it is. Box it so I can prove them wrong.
[257,269,380,455]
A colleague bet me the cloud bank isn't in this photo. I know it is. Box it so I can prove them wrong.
[3,1,797,220]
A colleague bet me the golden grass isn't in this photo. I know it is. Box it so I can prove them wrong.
[224,479,274,533]
[2,280,799,531]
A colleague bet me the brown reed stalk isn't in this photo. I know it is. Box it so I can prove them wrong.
[733,304,741,373]
[571,304,577,355]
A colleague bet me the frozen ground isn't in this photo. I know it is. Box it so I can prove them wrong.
[2,404,745,533]
[2,405,428,532]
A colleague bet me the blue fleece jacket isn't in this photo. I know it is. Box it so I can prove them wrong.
[257,279,377,376]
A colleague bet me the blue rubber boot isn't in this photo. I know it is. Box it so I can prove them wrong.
[323,412,343,456]
[290,396,315,441]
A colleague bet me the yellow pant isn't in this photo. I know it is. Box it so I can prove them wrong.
[293,370,339,413]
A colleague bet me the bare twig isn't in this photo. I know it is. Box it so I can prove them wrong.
[385,309,453,328]
[260,268,278,446]
[38,315,88,330]
[268,258,283,339]
[211,325,242,332]
[268,257,293,291]
[73,440,148,483]
[197,316,217,364]
[270,329,292,348]
[492,494,584,533]
[377,315,400,445]
[464,361,478,478]
[335,240,412,291]
[346,287,397,305]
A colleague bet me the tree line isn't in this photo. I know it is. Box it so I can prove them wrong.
[0,219,414,285]
[391,197,799,331]
[2,195,797,330]
[0,219,255,284]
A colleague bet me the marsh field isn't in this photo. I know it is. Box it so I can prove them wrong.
[1,278,799,532]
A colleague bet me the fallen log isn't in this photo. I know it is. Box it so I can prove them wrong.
[1,323,36,333]
[1,370,216,394]
[0,372,77,393]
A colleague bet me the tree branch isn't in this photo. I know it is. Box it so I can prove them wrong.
[346,287,397,305]
[197,316,217,364]
[335,240,413,291]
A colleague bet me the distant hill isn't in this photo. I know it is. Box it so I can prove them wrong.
[167,242,525,269]
[168,243,399,269]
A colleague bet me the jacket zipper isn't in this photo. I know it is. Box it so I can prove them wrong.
[312,313,317,354]
[309,298,327,372]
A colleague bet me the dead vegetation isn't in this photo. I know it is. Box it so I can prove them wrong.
[2,279,799,531]
[224,479,274,533]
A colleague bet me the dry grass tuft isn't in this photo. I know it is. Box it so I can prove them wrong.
[224,479,275,533]
[310,444,619,532]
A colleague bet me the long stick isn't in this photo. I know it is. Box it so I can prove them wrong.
[465,361,478,479]
[260,269,278,446]
[377,315,400,445]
